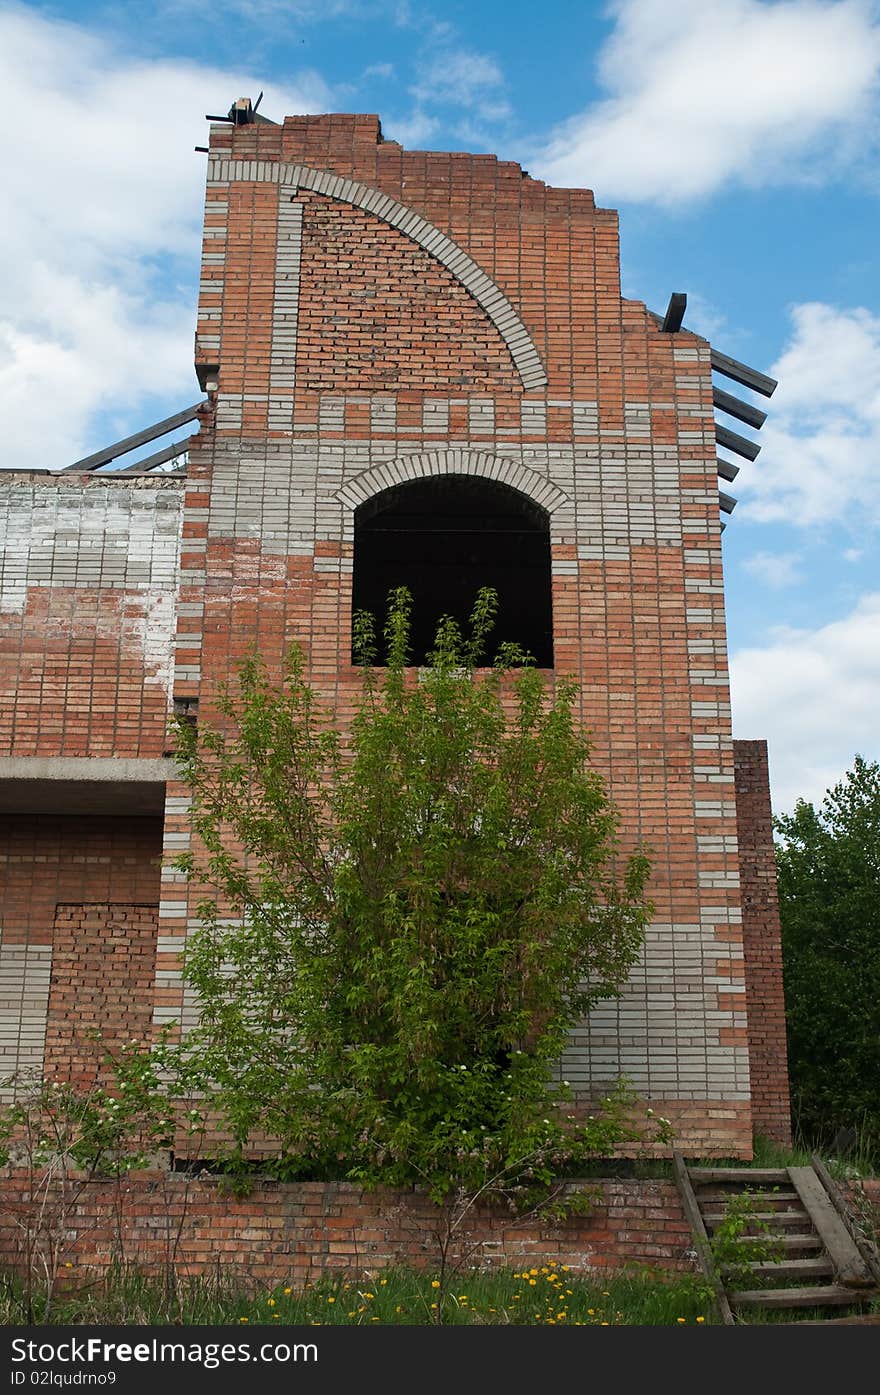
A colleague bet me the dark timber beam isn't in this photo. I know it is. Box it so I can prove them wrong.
[712,386,767,429]
[62,402,206,473]
[719,492,737,514]
[716,457,740,483]
[711,349,777,398]
[112,436,195,475]
[715,423,761,461]
[660,292,687,333]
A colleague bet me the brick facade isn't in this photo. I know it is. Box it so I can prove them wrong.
[734,740,792,1145]
[0,112,794,1167]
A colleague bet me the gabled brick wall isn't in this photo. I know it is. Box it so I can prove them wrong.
[0,114,793,1161]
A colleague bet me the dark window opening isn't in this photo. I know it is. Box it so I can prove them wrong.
[352,474,554,666]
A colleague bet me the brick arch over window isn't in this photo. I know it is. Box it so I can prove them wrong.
[341,453,566,667]
[336,449,569,516]
[207,158,548,391]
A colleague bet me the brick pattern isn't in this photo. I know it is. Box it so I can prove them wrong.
[295,193,520,394]
[0,1174,694,1287]
[45,904,159,1087]
[0,477,181,758]
[0,817,162,1086]
[734,740,792,1145]
[156,113,753,1154]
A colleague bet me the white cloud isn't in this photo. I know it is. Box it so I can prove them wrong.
[730,592,880,811]
[535,0,880,203]
[411,46,511,123]
[0,6,331,471]
[742,550,804,588]
[736,302,880,527]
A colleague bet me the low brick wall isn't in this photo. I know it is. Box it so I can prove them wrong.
[0,1173,695,1290]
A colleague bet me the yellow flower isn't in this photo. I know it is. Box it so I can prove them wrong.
[557,1312,566,1321]
[561,1265,570,1272]
[587,1308,595,1316]
[239,1317,249,1323]
[696,1316,705,1324]
[431,1279,441,1289]
[284,1287,292,1295]
[677,1317,686,1324]
[327,1297,335,1304]
[600,1321,609,1326]
[267,1298,276,1306]
[363,1292,374,1301]
[379,1278,387,1286]
[529,1267,539,1276]
[529,1279,537,1286]
[272,1314,280,1320]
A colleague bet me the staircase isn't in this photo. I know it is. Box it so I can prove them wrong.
[673,1152,880,1324]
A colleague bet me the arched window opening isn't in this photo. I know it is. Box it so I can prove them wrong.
[352,474,553,666]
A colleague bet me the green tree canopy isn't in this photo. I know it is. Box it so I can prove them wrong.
[775,754,880,1148]
[170,589,656,1203]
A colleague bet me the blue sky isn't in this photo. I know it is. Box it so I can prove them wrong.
[2,0,879,812]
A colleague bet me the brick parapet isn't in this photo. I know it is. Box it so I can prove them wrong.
[733,740,792,1145]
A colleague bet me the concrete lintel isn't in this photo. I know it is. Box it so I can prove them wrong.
[0,757,178,816]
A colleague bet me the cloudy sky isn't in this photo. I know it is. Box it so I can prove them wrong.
[3,0,879,813]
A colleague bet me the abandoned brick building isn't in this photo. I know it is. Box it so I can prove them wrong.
[0,106,791,1162]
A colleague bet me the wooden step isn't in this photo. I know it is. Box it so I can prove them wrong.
[738,1233,822,1252]
[730,1283,873,1309]
[688,1168,790,1184]
[725,1256,834,1280]
[703,1209,809,1228]
[697,1188,799,1207]
[785,1313,880,1325]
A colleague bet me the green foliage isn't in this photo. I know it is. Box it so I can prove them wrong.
[707,1191,783,1290]
[0,1051,182,1323]
[0,1049,178,1177]
[775,755,880,1148]
[170,588,658,1206]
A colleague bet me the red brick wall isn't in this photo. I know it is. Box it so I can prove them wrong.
[0,1174,694,1287]
[296,193,519,393]
[0,817,162,1083]
[734,740,792,1145]
[45,904,159,1086]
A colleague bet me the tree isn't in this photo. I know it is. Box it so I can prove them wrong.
[775,755,880,1148]
[170,588,657,1210]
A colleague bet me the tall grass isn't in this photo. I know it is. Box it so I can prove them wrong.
[0,1262,716,1327]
